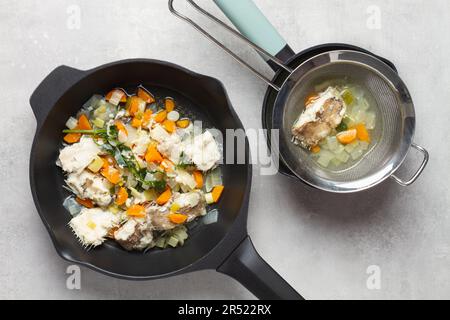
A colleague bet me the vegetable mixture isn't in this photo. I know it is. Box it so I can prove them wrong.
[58,86,224,251]
[291,83,377,169]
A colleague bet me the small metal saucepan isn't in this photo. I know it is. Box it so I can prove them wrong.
[169,0,429,193]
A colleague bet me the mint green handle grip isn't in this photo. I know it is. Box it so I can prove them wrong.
[213,0,287,57]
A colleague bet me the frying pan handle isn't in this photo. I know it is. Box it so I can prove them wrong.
[213,0,295,70]
[30,65,84,125]
[217,236,304,300]
[390,143,429,186]
[168,0,293,91]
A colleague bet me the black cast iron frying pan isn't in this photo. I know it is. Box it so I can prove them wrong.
[29,59,303,300]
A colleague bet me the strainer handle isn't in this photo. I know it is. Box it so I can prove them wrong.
[168,0,293,91]
[390,143,429,186]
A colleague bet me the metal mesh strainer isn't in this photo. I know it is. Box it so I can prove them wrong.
[272,51,425,192]
[169,0,429,193]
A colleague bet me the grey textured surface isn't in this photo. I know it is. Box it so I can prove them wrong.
[0,0,449,300]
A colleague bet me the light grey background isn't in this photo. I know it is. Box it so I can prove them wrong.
[0,0,449,300]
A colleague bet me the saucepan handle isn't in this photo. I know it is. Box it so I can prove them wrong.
[168,0,293,91]
[217,236,304,300]
[390,143,429,186]
[30,65,84,125]
[212,0,296,68]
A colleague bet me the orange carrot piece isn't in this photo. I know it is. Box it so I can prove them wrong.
[127,204,146,218]
[100,157,121,184]
[211,185,224,203]
[78,114,92,130]
[63,132,81,144]
[176,119,190,128]
[137,87,155,104]
[336,129,357,145]
[311,145,321,154]
[168,213,187,224]
[101,166,121,184]
[131,117,142,128]
[115,187,128,206]
[165,98,175,112]
[163,119,176,133]
[76,197,94,208]
[127,96,144,116]
[145,145,163,164]
[154,110,167,123]
[114,120,128,136]
[156,188,172,205]
[193,171,203,188]
[355,123,370,142]
[142,109,153,126]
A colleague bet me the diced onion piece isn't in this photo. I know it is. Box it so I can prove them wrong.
[155,237,166,248]
[359,98,370,111]
[167,236,179,247]
[205,168,222,192]
[351,146,364,160]
[326,136,340,151]
[65,117,78,130]
[203,209,219,225]
[317,150,334,167]
[352,109,366,124]
[174,229,189,243]
[106,89,127,106]
[204,193,214,204]
[88,156,104,173]
[335,150,350,163]
[331,158,342,167]
[63,197,83,216]
[167,110,180,122]
[344,141,359,153]
[359,141,370,151]
[365,112,376,130]
[341,89,354,105]
[92,118,105,128]
[82,95,102,111]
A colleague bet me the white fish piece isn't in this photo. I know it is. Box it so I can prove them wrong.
[66,170,112,207]
[69,208,119,247]
[292,86,346,148]
[173,191,206,221]
[58,136,101,174]
[173,191,201,208]
[114,219,154,251]
[157,133,183,164]
[150,124,171,143]
[174,169,197,190]
[183,131,221,171]
[114,219,138,241]
[149,206,175,231]
[130,129,151,157]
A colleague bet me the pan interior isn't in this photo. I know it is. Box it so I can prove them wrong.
[275,53,415,192]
